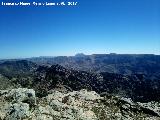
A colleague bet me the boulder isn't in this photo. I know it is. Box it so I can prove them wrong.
[4,102,31,120]
[0,88,36,106]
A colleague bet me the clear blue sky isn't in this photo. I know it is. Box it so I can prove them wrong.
[0,0,159,58]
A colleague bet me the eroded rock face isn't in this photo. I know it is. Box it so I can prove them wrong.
[1,88,160,120]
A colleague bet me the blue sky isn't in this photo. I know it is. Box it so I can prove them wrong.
[0,0,159,58]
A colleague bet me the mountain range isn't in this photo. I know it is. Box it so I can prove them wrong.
[0,54,160,119]
[0,54,159,102]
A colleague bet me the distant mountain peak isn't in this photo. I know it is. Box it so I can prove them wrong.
[75,53,86,57]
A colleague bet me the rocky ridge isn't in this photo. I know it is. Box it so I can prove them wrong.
[34,64,160,102]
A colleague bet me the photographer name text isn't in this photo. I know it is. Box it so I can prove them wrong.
[1,1,78,6]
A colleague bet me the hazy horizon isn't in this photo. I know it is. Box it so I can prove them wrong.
[0,52,160,60]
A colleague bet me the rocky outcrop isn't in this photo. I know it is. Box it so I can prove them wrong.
[0,88,36,105]
[0,88,101,120]
[0,88,35,120]
[1,88,160,120]
[4,103,31,120]
[35,89,100,120]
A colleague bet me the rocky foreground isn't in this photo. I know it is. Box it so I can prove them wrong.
[1,88,160,120]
